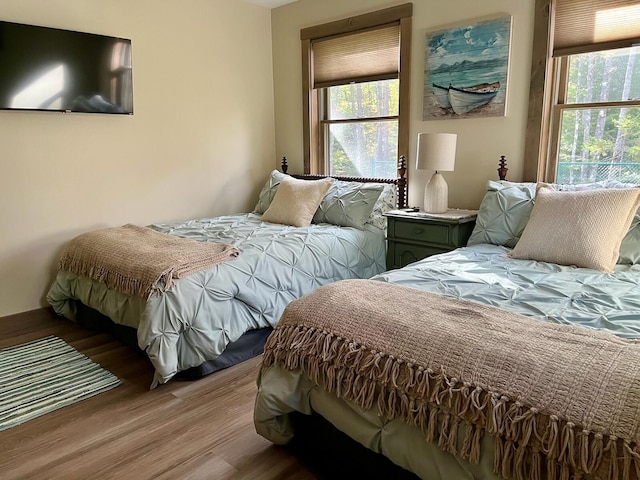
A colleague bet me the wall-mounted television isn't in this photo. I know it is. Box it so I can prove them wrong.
[0,21,133,114]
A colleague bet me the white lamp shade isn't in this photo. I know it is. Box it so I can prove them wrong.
[416,133,457,172]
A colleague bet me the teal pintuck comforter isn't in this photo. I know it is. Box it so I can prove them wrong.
[375,243,640,339]
[47,213,386,387]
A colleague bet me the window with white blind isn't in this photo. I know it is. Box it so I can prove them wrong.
[526,0,640,184]
[301,4,412,179]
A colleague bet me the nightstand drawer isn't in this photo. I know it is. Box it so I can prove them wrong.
[392,221,449,245]
[393,243,449,268]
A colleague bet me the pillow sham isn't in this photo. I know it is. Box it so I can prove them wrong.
[618,209,640,264]
[468,180,640,264]
[508,185,640,272]
[467,181,536,248]
[253,170,287,214]
[261,176,334,227]
[366,183,397,230]
[313,180,384,229]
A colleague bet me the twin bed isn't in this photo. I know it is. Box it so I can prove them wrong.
[47,160,407,387]
[254,178,640,480]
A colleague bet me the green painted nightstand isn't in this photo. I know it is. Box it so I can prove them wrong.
[384,209,478,270]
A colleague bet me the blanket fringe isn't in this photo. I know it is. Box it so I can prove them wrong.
[262,324,639,480]
[59,256,162,298]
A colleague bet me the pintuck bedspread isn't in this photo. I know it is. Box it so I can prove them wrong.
[47,213,386,387]
[375,243,640,338]
[255,244,640,479]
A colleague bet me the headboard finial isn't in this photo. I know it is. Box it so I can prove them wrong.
[498,155,508,181]
[397,155,408,209]
[281,156,288,174]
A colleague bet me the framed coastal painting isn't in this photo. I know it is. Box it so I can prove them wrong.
[423,15,512,120]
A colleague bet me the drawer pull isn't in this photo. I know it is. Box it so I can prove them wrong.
[414,227,424,235]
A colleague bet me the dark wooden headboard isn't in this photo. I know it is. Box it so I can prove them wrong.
[277,154,507,210]
[280,156,408,209]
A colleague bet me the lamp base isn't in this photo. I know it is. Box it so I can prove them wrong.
[423,172,448,213]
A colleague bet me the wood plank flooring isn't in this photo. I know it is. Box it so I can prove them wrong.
[0,308,317,480]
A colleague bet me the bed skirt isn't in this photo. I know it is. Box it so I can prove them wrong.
[75,302,272,378]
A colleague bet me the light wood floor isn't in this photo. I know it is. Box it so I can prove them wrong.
[0,308,317,480]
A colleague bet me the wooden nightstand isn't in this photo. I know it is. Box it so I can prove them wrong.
[384,209,478,270]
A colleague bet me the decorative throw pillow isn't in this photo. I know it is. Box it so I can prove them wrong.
[253,170,287,214]
[508,185,640,272]
[261,176,334,227]
[544,182,640,265]
[467,181,536,248]
[313,180,384,229]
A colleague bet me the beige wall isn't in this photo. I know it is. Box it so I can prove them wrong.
[271,0,535,208]
[0,0,276,317]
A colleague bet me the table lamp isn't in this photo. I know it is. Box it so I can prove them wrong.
[416,133,457,213]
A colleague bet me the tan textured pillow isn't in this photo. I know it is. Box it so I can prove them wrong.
[261,176,334,227]
[509,185,640,272]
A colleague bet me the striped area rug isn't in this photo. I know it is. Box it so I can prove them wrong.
[0,336,121,431]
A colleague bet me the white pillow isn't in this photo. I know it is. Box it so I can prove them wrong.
[261,176,334,227]
[509,185,640,272]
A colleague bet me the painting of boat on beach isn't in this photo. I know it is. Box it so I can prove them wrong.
[423,16,512,120]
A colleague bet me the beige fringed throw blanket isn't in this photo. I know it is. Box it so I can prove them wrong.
[59,224,239,298]
[262,279,640,480]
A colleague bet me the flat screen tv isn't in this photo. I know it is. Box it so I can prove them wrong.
[0,21,133,114]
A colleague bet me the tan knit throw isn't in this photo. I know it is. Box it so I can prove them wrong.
[262,279,640,480]
[58,224,239,298]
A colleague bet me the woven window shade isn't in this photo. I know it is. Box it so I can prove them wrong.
[312,24,400,88]
[554,0,640,56]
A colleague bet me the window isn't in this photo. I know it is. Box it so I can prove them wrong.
[323,79,399,178]
[525,0,640,184]
[553,47,640,183]
[301,4,412,179]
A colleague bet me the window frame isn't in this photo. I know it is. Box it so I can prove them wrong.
[525,0,640,182]
[300,4,412,177]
